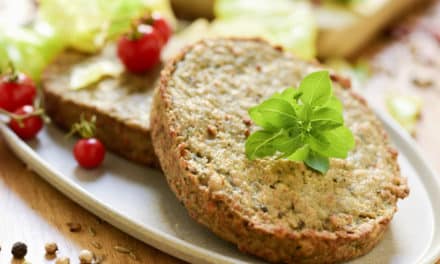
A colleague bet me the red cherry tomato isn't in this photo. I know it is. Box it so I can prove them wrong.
[152,13,172,45]
[9,105,43,140]
[0,73,37,112]
[73,138,106,169]
[117,25,162,73]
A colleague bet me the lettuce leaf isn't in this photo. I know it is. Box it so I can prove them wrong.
[39,0,176,53]
[0,21,63,81]
[214,0,317,59]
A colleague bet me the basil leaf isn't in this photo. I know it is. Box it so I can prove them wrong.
[311,107,343,130]
[272,130,304,157]
[305,151,329,174]
[325,95,343,112]
[245,130,284,159]
[309,126,354,158]
[245,70,355,174]
[299,102,312,122]
[270,87,296,101]
[287,144,310,161]
[299,71,332,106]
[248,107,272,130]
[249,98,297,129]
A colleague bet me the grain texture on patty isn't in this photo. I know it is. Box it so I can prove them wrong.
[151,38,409,263]
[42,44,159,166]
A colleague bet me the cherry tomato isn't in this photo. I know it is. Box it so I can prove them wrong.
[117,25,162,73]
[73,138,106,169]
[0,73,37,112]
[152,13,172,45]
[9,105,43,140]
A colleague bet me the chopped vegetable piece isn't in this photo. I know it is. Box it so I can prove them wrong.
[214,0,317,59]
[386,94,422,136]
[69,60,123,90]
[39,0,176,53]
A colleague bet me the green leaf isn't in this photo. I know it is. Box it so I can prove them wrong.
[299,71,332,106]
[309,126,355,158]
[245,130,284,160]
[287,144,310,161]
[311,107,343,130]
[39,0,176,53]
[270,87,294,100]
[305,151,330,174]
[248,98,297,130]
[245,71,355,174]
[272,129,304,157]
[325,95,343,112]
[299,102,312,123]
[213,0,317,59]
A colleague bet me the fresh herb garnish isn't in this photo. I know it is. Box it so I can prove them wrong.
[245,71,355,174]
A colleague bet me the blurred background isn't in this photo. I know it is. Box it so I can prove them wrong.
[0,0,438,169]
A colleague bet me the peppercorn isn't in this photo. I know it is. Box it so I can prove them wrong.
[45,242,58,255]
[11,242,27,259]
[79,249,94,264]
[66,222,82,232]
[56,256,70,264]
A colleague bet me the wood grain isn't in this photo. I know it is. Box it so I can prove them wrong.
[0,137,184,264]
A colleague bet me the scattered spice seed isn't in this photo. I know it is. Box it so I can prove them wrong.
[55,256,70,264]
[11,242,27,259]
[67,222,82,232]
[91,241,102,249]
[129,251,138,261]
[88,226,97,237]
[113,245,131,254]
[412,77,433,88]
[79,249,94,264]
[94,254,107,264]
[45,242,58,255]
[207,125,217,137]
[330,73,352,89]
[244,129,250,138]
[114,245,138,261]
[243,118,252,126]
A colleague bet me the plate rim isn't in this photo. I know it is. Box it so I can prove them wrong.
[0,109,439,264]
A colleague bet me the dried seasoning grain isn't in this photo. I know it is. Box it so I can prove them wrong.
[88,226,97,237]
[91,241,102,249]
[55,256,70,264]
[45,242,58,255]
[11,242,27,259]
[79,249,94,264]
[67,222,82,232]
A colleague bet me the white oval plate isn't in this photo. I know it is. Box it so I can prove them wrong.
[1,111,439,264]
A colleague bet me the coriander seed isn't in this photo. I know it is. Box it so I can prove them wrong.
[45,242,58,255]
[79,249,94,264]
[11,241,27,259]
[56,256,70,264]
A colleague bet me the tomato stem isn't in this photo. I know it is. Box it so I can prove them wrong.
[0,107,48,127]
[127,11,155,41]
[2,61,19,83]
[67,114,97,139]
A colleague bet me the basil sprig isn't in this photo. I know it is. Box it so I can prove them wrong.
[245,71,355,174]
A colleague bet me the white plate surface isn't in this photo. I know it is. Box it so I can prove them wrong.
[1,111,440,264]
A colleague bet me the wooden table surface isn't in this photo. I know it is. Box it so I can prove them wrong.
[1,1,440,264]
[0,139,186,264]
